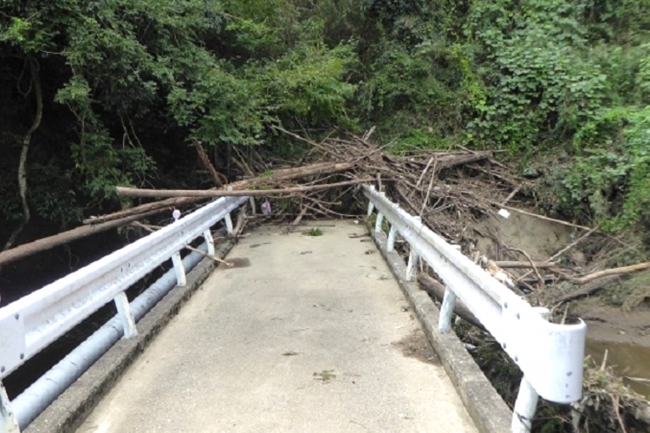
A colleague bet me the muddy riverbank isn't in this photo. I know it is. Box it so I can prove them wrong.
[574,302,650,398]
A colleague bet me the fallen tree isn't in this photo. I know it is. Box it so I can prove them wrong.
[0,209,163,267]
[115,178,371,199]
[83,196,206,225]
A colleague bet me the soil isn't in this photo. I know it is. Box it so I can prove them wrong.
[392,327,440,365]
[473,212,582,263]
[572,302,650,345]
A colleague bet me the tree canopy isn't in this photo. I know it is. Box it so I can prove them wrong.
[2,0,650,239]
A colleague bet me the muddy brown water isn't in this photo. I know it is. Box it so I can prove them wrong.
[586,340,650,398]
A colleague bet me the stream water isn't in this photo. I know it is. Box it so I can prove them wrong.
[586,340,650,399]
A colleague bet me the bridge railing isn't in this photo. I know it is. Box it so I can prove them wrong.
[0,196,249,432]
[363,184,586,433]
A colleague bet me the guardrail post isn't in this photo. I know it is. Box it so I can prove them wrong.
[249,197,256,215]
[405,250,419,282]
[203,230,215,256]
[511,307,548,433]
[1,382,20,433]
[438,288,458,334]
[511,378,538,433]
[224,213,234,234]
[171,252,187,287]
[113,292,138,339]
[367,202,375,217]
[386,225,397,252]
[374,213,384,234]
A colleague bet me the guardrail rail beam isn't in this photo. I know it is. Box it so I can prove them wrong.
[362,185,586,433]
[0,196,248,432]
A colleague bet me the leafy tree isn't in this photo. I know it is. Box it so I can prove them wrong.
[3,0,650,243]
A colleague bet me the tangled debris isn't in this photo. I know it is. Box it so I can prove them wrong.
[113,128,650,302]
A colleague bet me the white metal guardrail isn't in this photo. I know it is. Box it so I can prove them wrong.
[0,195,248,432]
[363,185,586,433]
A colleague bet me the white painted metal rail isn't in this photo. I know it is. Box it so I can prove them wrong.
[0,186,586,433]
[363,185,586,433]
[0,196,248,432]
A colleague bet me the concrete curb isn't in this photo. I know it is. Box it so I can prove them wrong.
[25,241,236,433]
[370,229,512,433]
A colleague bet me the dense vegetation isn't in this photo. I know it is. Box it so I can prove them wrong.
[2,0,650,241]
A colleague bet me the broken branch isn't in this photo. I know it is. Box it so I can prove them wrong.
[115,178,372,199]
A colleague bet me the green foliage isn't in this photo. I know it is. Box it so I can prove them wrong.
[259,41,358,127]
[0,0,360,227]
[465,0,607,150]
[302,227,324,237]
[358,35,469,147]
[2,0,650,242]
[558,107,650,231]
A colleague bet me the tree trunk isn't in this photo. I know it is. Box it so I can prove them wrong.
[115,178,370,199]
[3,57,43,251]
[0,209,163,267]
[83,196,207,225]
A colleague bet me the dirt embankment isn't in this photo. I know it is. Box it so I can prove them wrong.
[468,209,650,399]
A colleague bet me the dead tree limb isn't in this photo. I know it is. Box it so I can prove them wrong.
[552,262,650,285]
[271,125,333,156]
[87,165,338,224]
[232,204,247,236]
[83,196,206,225]
[193,140,224,187]
[495,261,558,269]
[115,178,372,199]
[552,275,621,304]
[0,210,162,267]
[434,151,493,169]
[505,247,545,290]
[231,161,354,188]
[548,226,598,263]
[489,200,595,231]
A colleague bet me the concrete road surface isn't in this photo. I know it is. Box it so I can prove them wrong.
[76,221,478,433]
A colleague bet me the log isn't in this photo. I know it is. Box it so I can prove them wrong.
[193,140,224,187]
[552,261,650,285]
[417,273,484,330]
[0,209,162,267]
[92,161,354,224]
[552,275,621,304]
[83,196,205,225]
[435,151,493,169]
[115,178,372,199]
[230,161,354,188]
[495,261,557,269]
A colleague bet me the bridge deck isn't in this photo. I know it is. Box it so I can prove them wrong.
[75,221,477,433]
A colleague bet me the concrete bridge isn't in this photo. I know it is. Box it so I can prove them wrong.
[73,221,484,433]
[0,188,586,433]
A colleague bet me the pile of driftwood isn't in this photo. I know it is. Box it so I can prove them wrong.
[2,128,649,310]
[114,127,509,240]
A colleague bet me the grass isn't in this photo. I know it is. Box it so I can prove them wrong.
[302,227,323,237]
